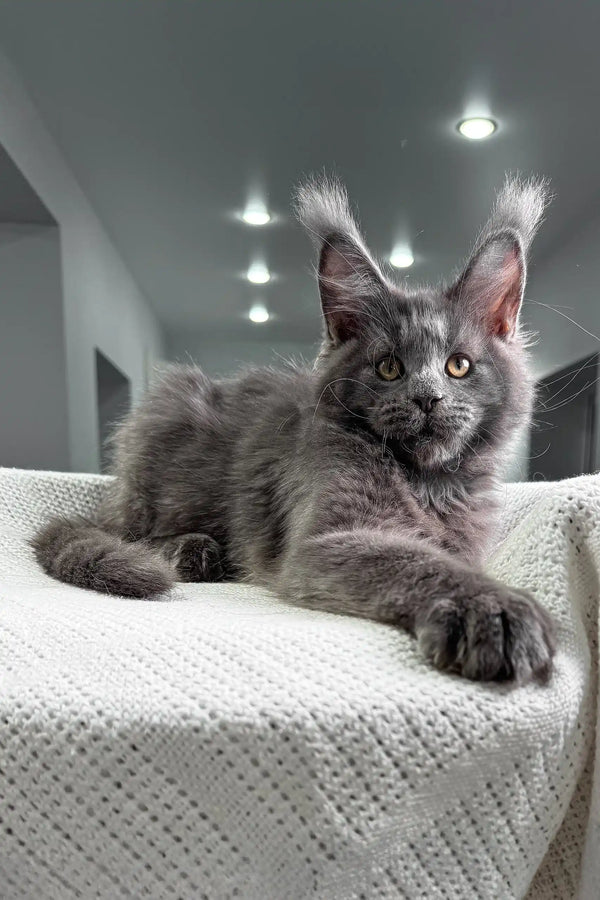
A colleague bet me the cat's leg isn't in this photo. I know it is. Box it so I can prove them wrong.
[278,528,555,684]
[152,533,225,583]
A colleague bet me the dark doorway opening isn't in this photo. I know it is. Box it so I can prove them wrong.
[529,354,598,481]
[95,349,131,473]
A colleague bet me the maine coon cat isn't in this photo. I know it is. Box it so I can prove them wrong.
[33,176,556,684]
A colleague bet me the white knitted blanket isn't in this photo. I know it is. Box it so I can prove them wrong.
[0,467,599,900]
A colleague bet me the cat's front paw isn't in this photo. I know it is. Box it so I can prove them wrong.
[416,583,556,684]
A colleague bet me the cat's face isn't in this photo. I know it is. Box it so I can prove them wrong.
[316,287,531,469]
[296,176,546,471]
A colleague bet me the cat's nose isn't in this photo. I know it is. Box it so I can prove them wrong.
[412,395,443,414]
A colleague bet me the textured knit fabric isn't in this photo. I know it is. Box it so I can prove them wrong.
[0,467,598,900]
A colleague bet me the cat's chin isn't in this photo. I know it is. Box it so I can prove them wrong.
[403,428,470,471]
[383,430,458,471]
[410,440,458,470]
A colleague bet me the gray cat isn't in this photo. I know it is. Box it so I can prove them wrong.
[33,176,556,684]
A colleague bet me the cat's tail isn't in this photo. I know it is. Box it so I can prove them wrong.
[31,516,174,598]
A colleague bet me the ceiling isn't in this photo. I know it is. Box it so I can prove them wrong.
[0,0,599,345]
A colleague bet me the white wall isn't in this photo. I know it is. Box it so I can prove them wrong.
[0,225,69,470]
[0,51,165,472]
[168,334,319,376]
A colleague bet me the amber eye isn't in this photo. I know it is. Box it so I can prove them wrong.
[376,357,403,381]
[446,354,471,378]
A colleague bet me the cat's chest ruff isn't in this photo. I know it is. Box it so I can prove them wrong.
[405,472,475,540]
[410,476,468,517]
[406,470,497,561]
[379,456,470,521]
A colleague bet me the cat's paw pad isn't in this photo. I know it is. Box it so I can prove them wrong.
[416,587,556,684]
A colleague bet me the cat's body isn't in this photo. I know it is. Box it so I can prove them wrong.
[33,176,556,684]
[109,361,496,573]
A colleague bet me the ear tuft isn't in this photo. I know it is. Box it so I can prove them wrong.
[449,175,551,340]
[475,174,551,258]
[294,175,366,251]
[294,175,385,345]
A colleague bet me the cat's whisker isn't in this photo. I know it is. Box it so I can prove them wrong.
[381,428,389,460]
[530,418,558,431]
[526,298,600,345]
[329,395,370,420]
[332,377,380,397]
[523,442,552,462]
[540,355,596,407]
[473,431,495,452]
[312,378,373,423]
[538,358,599,390]
[539,375,600,414]
[276,411,297,434]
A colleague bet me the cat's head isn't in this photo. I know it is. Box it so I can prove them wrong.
[295,175,549,471]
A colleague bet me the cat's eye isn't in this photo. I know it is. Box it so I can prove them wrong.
[376,357,404,381]
[446,354,471,378]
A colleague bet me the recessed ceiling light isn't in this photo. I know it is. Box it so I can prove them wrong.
[390,246,414,269]
[457,117,497,140]
[247,262,271,284]
[242,205,271,226]
[248,303,270,324]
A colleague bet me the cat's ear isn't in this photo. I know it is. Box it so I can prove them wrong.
[448,176,550,339]
[450,233,526,338]
[295,176,385,344]
[315,233,385,343]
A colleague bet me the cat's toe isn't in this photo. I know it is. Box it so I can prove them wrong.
[416,599,507,681]
[495,588,556,685]
[416,589,556,685]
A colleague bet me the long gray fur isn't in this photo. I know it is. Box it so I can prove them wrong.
[32,175,555,685]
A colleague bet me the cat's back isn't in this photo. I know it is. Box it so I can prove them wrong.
[101,365,226,534]
[112,364,226,471]
[223,361,314,428]
[103,362,313,540]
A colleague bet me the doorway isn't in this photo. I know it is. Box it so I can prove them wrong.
[529,354,598,481]
[95,349,131,473]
